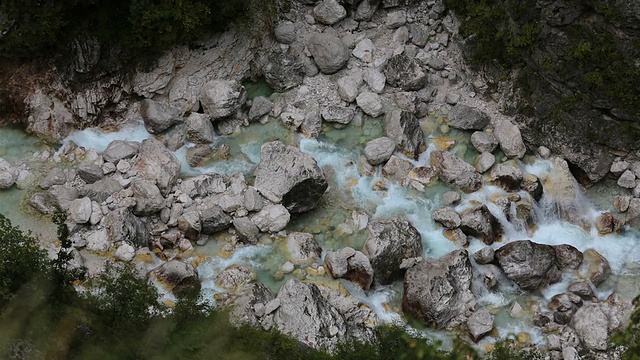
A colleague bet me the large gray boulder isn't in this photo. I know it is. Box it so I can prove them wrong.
[385,110,426,159]
[140,99,182,134]
[133,138,181,195]
[494,119,526,158]
[432,207,461,229]
[467,308,495,342]
[103,208,150,248]
[431,151,482,193]
[490,161,523,191]
[253,141,327,213]
[131,179,165,216]
[363,218,423,285]
[251,204,290,233]
[263,52,306,92]
[77,163,103,184]
[285,232,322,264]
[267,279,347,351]
[403,249,475,329]
[69,197,92,224]
[201,205,232,234]
[570,304,610,351]
[0,158,17,189]
[102,140,140,163]
[495,240,562,291]
[384,53,427,91]
[313,0,347,25]
[447,105,490,130]
[325,247,374,290]
[81,178,123,203]
[151,260,200,294]
[356,92,384,117]
[308,33,349,74]
[470,131,499,153]
[364,137,396,165]
[248,96,273,122]
[185,113,215,144]
[200,79,247,120]
[274,22,296,44]
[459,205,502,245]
[321,106,355,125]
[230,283,275,327]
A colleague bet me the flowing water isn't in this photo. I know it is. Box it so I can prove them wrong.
[1,106,639,348]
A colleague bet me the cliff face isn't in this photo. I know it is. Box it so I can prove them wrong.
[451,0,640,182]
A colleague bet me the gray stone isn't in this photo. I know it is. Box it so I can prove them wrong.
[251,204,290,233]
[313,0,347,25]
[494,119,526,158]
[384,53,427,91]
[263,52,306,93]
[447,104,490,131]
[385,110,426,159]
[274,22,296,44]
[617,169,636,189]
[495,240,562,291]
[77,163,103,184]
[459,205,502,245]
[491,161,523,191]
[432,207,461,229]
[103,208,150,248]
[201,205,232,234]
[215,265,256,290]
[47,185,79,211]
[102,140,140,163]
[140,99,182,134]
[69,197,92,224]
[178,210,202,240]
[403,249,475,329]
[352,38,375,62]
[467,308,494,342]
[321,106,355,125]
[133,138,181,195]
[200,79,247,120]
[614,195,631,212]
[114,243,135,262]
[364,137,396,165]
[151,260,200,294]
[363,218,423,285]
[337,75,361,102]
[537,146,551,159]
[441,191,461,206]
[582,249,611,286]
[354,0,380,21]
[325,247,356,278]
[253,141,327,213]
[233,217,260,244]
[382,155,413,181]
[473,247,495,265]
[475,152,495,173]
[470,131,499,153]
[363,68,386,93]
[39,167,67,189]
[186,113,215,144]
[131,179,165,216]
[244,186,264,212]
[431,151,482,193]
[308,33,349,74]
[356,92,384,117]
[554,244,583,269]
[571,304,609,351]
[249,96,273,122]
[81,178,123,203]
[610,159,630,176]
[387,10,407,28]
[286,232,322,264]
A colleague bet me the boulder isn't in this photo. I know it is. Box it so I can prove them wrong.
[356,92,384,117]
[215,265,256,290]
[243,186,264,212]
[384,53,427,91]
[554,244,583,269]
[570,304,609,351]
[200,79,247,120]
[431,207,461,229]
[382,155,412,181]
[447,105,490,131]
[364,137,396,165]
[313,0,346,25]
[253,141,328,213]
[77,163,103,184]
[39,168,67,189]
[185,113,215,144]
[69,197,92,224]
[178,210,201,240]
[233,217,260,244]
[248,96,273,122]
[431,151,482,193]
[467,308,494,342]
[470,131,499,153]
[495,240,562,291]
[140,99,182,134]
[459,205,502,245]
[274,21,296,44]
[151,260,200,294]
[0,159,17,189]
[403,249,475,328]
[441,191,461,206]
[268,279,347,351]
[321,106,355,125]
[337,75,361,102]
[444,228,468,246]
[614,195,631,212]
[352,38,375,62]
[201,205,232,234]
[473,247,495,265]
[26,90,75,142]
[113,243,135,262]
[582,249,611,286]
[230,283,275,327]
[354,0,380,21]
[286,232,322,264]
[263,52,306,92]
[131,179,165,216]
[179,173,226,198]
[81,178,123,203]
[133,138,181,195]
[308,33,349,74]
[324,247,374,290]
[617,169,636,188]
[102,140,140,163]
[475,152,495,173]
[251,204,290,233]
[363,218,423,285]
[363,68,386,93]
[490,161,523,191]
[47,185,79,211]
[494,119,526,158]
[385,110,426,159]
[595,212,623,235]
[103,208,150,248]
[521,174,543,202]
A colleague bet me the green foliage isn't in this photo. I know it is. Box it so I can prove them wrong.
[614,296,640,359]
[0,213,48,307]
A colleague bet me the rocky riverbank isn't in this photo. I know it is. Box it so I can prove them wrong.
[1,0,639,358]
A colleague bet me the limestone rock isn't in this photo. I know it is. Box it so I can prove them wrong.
[475,152,495,173]
[133,138,181,195]
[363,68,386,93]
[308,33,349,74]
[263,52,306,93]
[81,178,123,203]
[248,96,273,122]
[233,217,260,244]
[77,163,103,184]
[447,105,490,131]
[200,79,247,120]
[201,205,232,234]
[431,151,482,193]
[467,308,494,342]
[103,208,150,248]
[490,161,523,191]
[494,119,526,158]
[459,205,502,245]
[617,169,636,189]
[215,265,256,290]
[274,22,297,44]
[554,244,583,269]
[570,304,609,351]
[470,131,499,153]
[186,113,215,144]
[140,99,182,134]
[473,247,495,265]
[152,260,200,294]
[356,92,384,117]
[495,240,562,291]
[432,207,461,229]
[385,110,426,159]
[364,137,395,165]
[352,38,375,62]
[251,204,290,233]
[69,197,92,224]
[286,232,322,264]
[321,106,355,125]
[363,218,423,285]
[582,249,611,286]
[253,141,327,213]
[178,210,201,240]
[0,158,17,189]
[384,53,427,91]
[131,179,165,216]
[313,0,347,25]
[325,247,374,290]
[102,140,140,163]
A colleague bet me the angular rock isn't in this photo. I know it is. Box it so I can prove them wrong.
[286,232,322,264]
[568,280,596,300]
[321,106,355,125]
[382,155,412,181]
[113,243,135,262]
[495,240,562,291]
[253,141,327,213]
[133,138,181,195]
[233,217,260,244]
[131,179,165,216]
[263,52,306,93]
[186,113,215,144]
[614,195,631,213]
[384,53,427,91]
[610,159,630,176]
[467,308,494,342]
[77,163,103,184]
[248,96,273,122]
[200,79,247,120]
[308,33,349,74]
[490,161,523,191]
[356,92,384,117]
[354,0,380,21]
[352,38,375,62]
[81,178,122,203]
[178,210,202,240]
[385,110,426,159]
[432,207,461,229]
[363,68,386,93]
[102,140,140,163]
[444,228,468,246]
[431,151,482,193]
[403,249,475,328]
[473,247,495,265]
[494,119,526,158]
[471,131,499,153]
[274,22,296,44]
[103,208,150,248]
[152,260,200,294]
[69,197,92,224]
[595,212,622,235]
[447,105,490,131]
[201,205,232,234]
[617,169,636,189]
[570,304,609,351]
[582,249,611,286]
[47,185,79,211]
[441,191,461,206]
[140,99,182,134]
[215,265,256,290]
[313,0,347,25]
[554,244,583,269]
[459,205,502,245]
[475,152,495,173]
[364,137,395,165]
[251,204,290,233]
[363,218,423,285]
[337,75,361,103]
[521,174,543,202]
[39,168,67,189]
